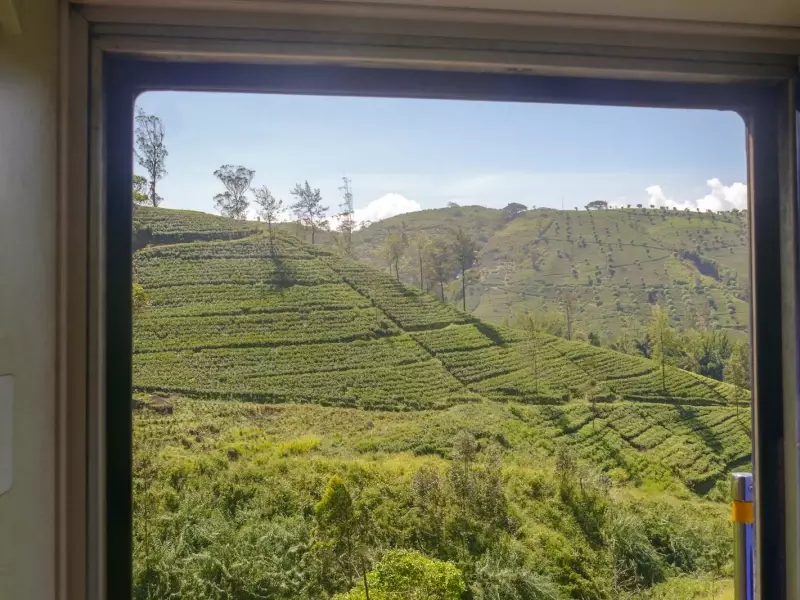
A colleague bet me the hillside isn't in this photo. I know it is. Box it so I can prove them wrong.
[131,206,750,600]
[342,206,749,345]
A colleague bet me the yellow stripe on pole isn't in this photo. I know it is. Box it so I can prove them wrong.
[732,500,754,523]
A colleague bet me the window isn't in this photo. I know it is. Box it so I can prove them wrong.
[98,59,797,600]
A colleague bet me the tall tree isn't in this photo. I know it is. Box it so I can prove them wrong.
[252,185,283,253]
[291,181,329,244]
[383,231,407,280]
[560,290,576,341]
[213,165,254,219]
[134,109,168,207]
[522,314,544,395]
[648,304,677,390]
[315,476,372,599]
[451,226,478,312]
[411,231,431,290]
[132,174,149,205]
[425,239,452,302]
[337,177,356,255]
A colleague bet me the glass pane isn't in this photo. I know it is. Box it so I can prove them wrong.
[131,92,751,600]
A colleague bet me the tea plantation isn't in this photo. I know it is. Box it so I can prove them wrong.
[132,207,749,600]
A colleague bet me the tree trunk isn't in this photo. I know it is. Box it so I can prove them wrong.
[439,279,444,302]
[267,220,274,254]
[311,224,315,245]
[150,177,157,207]
[362,561,371,600]
[395,258,400,281]
[461,267,466,312]
[418,254,424,289]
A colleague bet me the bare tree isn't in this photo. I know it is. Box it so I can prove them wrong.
[411,232,431,290]
[291,181,328,244]
[134,109,168,207]
[451,226,478,312]
[560,290,576,341]
[337,177,356,255]
[213,165,254,219]
[252,185,283,253]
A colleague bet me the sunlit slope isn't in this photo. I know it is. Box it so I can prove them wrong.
[133,208,744,410]
[346,206,750,343]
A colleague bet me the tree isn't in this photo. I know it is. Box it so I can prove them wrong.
[648,304,677,390]
[502,202,527,221]
[451,226,478,312]
[410,232,431,290]
[561,291,576,340]
[446,201,460,209]
[585,200,608,210]
[425,239,452,302]
[337,177,356,255]
[291,181,329,244]
[383,231,407,280]
[132,174,149,204]
[522,314,544,395]
[252,185,283,253]
[315,476,373,598]
[335,550,464,600]
[726,341,751,421]
[134,109,168,207]
[132,283,148,314]
[213,165,254,219]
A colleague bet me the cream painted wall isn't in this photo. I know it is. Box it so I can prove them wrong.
[0,0,59,598]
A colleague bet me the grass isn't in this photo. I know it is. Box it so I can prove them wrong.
[132,207,750,600]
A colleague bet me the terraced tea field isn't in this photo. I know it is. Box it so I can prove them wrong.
[132,206,750,600]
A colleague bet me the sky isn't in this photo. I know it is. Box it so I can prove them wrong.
[135,91,748,223]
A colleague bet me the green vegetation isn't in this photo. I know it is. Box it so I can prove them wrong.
[341,205,750,355]
[133,207,748,600]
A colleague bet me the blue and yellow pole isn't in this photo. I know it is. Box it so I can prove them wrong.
[732,472,754,600]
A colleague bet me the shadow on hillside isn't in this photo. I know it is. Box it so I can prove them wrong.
[475,321,507,347]
[676,405,725,455]
[263,241,293,290]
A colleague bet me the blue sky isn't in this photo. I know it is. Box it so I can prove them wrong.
[135,91,747,221]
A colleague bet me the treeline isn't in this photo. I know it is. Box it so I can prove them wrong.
[521,300,750,391]
[379,226,479,312]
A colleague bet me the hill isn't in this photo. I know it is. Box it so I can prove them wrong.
[131,206,750,600]
[340,205,749,346]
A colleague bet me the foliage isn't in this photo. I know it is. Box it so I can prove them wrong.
[291,180,329,244]
[252,184,283,251]
[131,207,750,600]
[132,174,149,205]
[503,202,528,221]
[134,109,168,207]
[132,283,148,314]
[383,229,408,280]
[586,200,609,210]
[213,165,255,219]
[335,549,465,600]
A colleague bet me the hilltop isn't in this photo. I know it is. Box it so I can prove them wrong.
[131,206,750,600]
[338,205,749,346]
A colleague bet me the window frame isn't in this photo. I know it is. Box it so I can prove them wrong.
[60,12,800,599]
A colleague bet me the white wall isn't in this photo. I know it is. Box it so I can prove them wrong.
[0,0,59,598]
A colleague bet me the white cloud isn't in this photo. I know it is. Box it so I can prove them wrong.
[328,192,421,229]
[644,179,747,212]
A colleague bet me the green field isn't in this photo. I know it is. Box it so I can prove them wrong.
[333,205,749,346]
[133,206,749,600]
